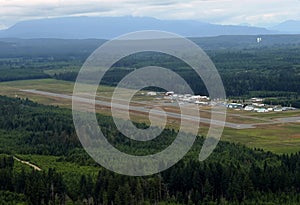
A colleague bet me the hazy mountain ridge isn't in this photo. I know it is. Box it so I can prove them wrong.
[271,20,300,34]
[0,16,280,39]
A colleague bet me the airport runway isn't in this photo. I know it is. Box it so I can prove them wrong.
[20,89,300,130]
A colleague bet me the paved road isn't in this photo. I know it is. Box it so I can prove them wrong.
[20,89,300,130]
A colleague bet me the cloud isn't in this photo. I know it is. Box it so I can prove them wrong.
[0,0,300,28]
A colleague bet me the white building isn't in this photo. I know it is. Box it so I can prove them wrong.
[195,101,209,105]
[165,91,174,96]
[251,98,263,102]
[244,106,254,111]
[147,92,157,96]
[257,108,268,113]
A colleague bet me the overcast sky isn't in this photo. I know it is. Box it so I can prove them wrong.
[0,0,300,29]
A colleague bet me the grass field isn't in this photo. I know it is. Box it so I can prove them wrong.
[1,79,300,154]
[222,123,300,154]
[6,153,99,176]
[15,154,100,176]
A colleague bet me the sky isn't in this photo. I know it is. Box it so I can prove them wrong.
[0,0,300,29]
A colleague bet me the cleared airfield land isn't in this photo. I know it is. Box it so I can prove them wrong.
[1,79,300,154]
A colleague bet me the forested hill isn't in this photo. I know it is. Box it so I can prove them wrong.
[1,35,300,104]
[1,35,300,57]
[0,38,105,58]
[1,96,300,204]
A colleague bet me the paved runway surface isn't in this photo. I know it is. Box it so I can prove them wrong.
[21,89,300,130]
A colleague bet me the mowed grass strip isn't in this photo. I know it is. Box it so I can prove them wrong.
[15,154,100,177]
[222,123,300,154]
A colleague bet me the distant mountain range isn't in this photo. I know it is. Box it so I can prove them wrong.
[271,20,300,34]
[0,16,291,39]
